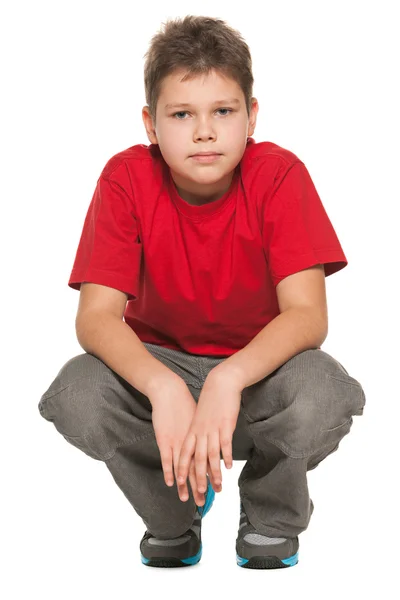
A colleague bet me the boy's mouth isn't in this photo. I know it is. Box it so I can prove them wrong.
[191,151,221,156]
[190,152,222,163]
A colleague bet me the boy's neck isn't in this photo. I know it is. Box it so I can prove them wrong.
[170,168,237,206]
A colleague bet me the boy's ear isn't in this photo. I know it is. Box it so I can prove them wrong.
[247,97,259,137]
[142,106,158,144]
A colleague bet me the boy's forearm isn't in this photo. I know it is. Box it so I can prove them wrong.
[76,311,183,399]
[208,307,327,391]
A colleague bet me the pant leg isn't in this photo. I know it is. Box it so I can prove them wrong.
[235,348,366,539]
[37,345,206,539]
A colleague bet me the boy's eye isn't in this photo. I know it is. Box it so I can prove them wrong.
[172,108,233,119]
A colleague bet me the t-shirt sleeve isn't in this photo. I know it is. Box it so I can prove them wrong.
[68,164,142,301]
[262,160,348,287]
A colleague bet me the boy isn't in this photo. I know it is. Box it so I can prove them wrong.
[38,15,366,569]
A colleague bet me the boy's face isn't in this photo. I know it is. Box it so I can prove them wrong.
[142,69,258,205]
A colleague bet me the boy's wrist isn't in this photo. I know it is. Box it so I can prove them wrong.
[206,363,245,391]
[145,370,185,396]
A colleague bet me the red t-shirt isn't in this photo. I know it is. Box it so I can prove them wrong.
[68,137,347,357]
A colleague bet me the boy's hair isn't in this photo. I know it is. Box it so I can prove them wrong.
[144,15,254,125]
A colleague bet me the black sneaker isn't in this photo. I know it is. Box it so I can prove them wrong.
[236,501,299,569]
[140,478,215,567]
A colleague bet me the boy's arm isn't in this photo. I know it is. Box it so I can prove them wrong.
[208,264,328,390]
[76,283,184,400]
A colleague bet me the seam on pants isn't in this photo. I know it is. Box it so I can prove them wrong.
[102,430,157,462]
[325,373,362,387]
[251,431,352,460]
[187,383,202,390]
[40,376,109,400]
[321,417,353,433]
[196,356,207,384]
[40,383,73,400]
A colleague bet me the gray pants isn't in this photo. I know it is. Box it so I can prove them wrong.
[38,343,366,540]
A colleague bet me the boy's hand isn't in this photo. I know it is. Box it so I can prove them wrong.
[176,375,242,498]
[149,377,207,506]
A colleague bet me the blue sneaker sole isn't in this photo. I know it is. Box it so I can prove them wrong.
[140,480,215,567]
[236,551,299,569]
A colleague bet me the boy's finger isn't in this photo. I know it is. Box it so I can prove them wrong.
[173,447,189,501]
[177,435,195,485]
[159,443,174,486]
[207,432,222,485]
[178,481,189,501]
[207,458,222,493]
[220,429,233,469]
[194,435,208,493]
[189,458,205,506]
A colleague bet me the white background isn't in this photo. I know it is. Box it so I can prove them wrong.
[2,1,398,597]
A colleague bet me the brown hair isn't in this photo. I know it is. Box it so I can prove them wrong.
[143,15,254,124]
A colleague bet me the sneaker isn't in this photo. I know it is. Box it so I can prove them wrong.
[140,478,215,567]
[236,501,299,569]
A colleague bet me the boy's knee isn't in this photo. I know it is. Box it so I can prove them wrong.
[38,353,106,438]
